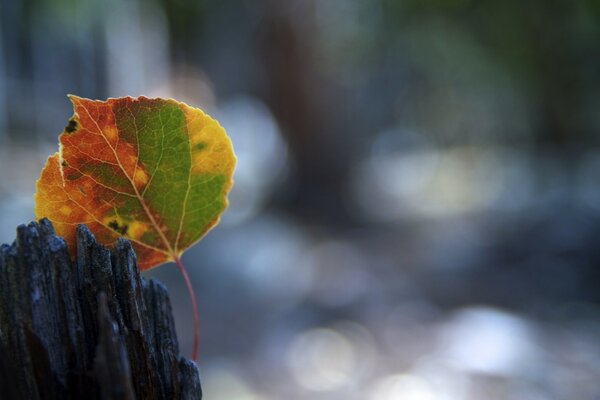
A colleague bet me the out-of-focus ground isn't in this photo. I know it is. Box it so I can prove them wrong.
[1,1,600,399]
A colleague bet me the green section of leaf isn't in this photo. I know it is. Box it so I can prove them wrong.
[179,173,228,249]
[115,100,191,246]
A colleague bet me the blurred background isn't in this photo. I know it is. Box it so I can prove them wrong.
[1,0,600,399]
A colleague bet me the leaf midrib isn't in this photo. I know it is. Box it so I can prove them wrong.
[78,101,176,259]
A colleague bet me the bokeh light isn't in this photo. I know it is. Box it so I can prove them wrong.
[368,374,436,400]
[287,328,356,392]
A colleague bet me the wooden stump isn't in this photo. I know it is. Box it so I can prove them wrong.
[0,219,202,399]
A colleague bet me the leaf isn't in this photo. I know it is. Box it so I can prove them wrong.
[34,95,236,271]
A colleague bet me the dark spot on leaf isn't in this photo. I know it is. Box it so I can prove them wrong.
[108,220,128,235]
[61,160,68,167]
[64,119,78,133]
[77,186,86,195]
[195,142,207,151]
[67,172,81,181]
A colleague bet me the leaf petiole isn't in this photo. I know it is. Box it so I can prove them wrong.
[173,255,199,361]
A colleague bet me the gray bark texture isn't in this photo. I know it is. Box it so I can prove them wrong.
[0,219,202,399]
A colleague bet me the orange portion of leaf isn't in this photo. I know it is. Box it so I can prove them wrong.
[35,96,236,270]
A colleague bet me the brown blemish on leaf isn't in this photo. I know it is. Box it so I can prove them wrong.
[108,220,128,235]
[64,118,78,133]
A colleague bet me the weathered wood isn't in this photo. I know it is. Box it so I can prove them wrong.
[0,219,202,399]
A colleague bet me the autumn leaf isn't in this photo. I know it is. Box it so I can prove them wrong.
[34,95,235,271]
